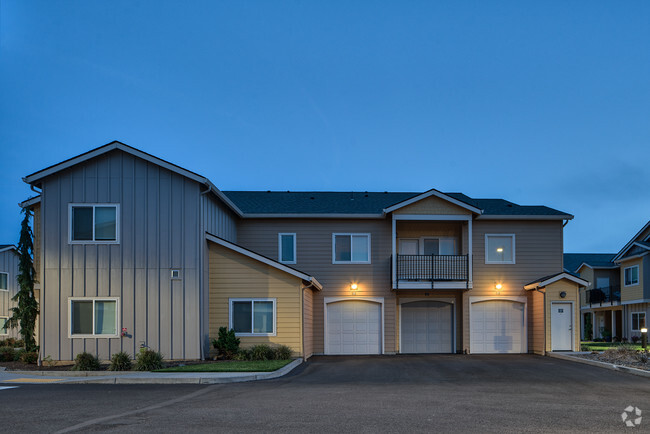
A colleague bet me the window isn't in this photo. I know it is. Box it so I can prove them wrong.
[632,312,646,331]
[332,233,371,264]
[0,317,7,336]
[278,233,296,264]
[229,299,276,336]
[624,266,639,286]
[69,204,119,243]
[69,298,119,337]
[399,238,457,255]
[0,272,7,291]
[485,234,515,264]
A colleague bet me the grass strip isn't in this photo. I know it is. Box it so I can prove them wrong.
[155,359,293,373]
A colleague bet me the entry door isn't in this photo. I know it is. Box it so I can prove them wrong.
[551,303,573,351]
[399,239,419,255]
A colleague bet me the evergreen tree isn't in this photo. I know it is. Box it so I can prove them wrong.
[8,206,39,351]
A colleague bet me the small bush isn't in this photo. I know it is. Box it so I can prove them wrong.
[0,346,14,362]
[135,348,164,371]
[631,336,641,344]
[19,351,38,364]
[72,351,100,371]
[234,349,252,361]
[212,327,240,359]
[109,351,133,371]
[249,344,275,361]
[274,345,293,360]
[15,339,25,348]
[13,348,25,361]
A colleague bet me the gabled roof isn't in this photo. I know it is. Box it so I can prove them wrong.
[223,191,572,219]
[23,141,243,217]
[383,188,482,214]
[524,272,590,290]
[19,196,41,208]
[0,245,18,254]
[205,233,322,290]
[613,221,650,262]
[563,253,617,274]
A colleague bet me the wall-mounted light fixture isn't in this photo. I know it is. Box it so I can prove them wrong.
[560,291,567,298]
[350,283,358,294]
[495,283,502,290]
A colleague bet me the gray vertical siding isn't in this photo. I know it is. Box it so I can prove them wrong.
[40,150,203,360]
[0,249,20,339]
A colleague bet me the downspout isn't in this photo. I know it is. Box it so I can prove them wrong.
[562,219,570,228]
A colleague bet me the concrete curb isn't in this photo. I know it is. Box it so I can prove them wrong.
[14,358,304,385]
[547,352,650,379]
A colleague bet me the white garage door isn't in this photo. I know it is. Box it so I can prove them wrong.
[471,300,525,354]
[401,301,453,353]
[326,300,381,355]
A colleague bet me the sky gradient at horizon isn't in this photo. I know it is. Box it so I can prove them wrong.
[1,1,649,253]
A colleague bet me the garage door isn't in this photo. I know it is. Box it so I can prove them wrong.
[326,300,381,355]
[471,300,525,354]
[401,301,453,353]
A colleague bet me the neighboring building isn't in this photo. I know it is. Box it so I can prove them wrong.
[22,141,587,361]
[564,253,619,340]
[0,245,20,339]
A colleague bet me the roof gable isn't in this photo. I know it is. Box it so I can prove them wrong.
[524,272,590,290]
[614,221,650,262]
[384,189,482,215]
[563,253,616,273]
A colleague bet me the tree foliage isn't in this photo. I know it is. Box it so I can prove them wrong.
[8,206,39,351]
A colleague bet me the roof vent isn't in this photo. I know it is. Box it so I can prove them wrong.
[310,196,315,200]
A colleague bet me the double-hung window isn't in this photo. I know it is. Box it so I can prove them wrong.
[69,298,119,337]
[278,233,296,264]
[632,312,646,331]
[230,299,276,336]
[485,234,515,264]
[624,265,639,286]
[69,204,119,243]
[0,272,7,292]
[332,233,371,264]
[0,317,8,336]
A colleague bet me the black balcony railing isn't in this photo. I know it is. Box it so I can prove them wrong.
[586,286,621,306]
[395,254,469,288]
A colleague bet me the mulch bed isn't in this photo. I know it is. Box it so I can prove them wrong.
[0,359,221,372]
[575,349,650,372]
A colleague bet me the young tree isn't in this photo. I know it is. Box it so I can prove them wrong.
[8,206,39,351]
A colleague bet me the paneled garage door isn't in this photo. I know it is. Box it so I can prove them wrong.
[401,301,453,353]
[326,300,381,355]
[471,300,525,354]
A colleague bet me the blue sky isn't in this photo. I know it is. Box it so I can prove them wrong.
[1,1,649,253]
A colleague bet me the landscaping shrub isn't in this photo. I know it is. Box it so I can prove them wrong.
[109,351,133,371]
[72,351,101,371]
[274,345,293,360]
[19,351,38,364]
[212,327,240,359]
[234,349,252,361]
[631,336,641,344]
[135,348,164,371]
[13,348,25,361]
[249,344,275,361]
[0,346,14,362]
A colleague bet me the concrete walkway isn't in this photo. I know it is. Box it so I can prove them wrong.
[0,358,302,384]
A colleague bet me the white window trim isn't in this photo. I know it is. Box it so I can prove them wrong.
[68,203,120,244]
[624,265,639,287]
[0,272,8,292]
[68,297,120,338]
[485,234,516,264]
[0,316,8,336]
[631,312,646,331]
[278,233,297,264]
[332,233,372,264]
[229,298,277,337]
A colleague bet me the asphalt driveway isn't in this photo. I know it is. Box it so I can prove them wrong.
[2,354,649,433]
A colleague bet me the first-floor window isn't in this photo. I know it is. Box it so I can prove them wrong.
[69,298,119,337]
[624,266,639,286]
[632,312,646,331]
[0,317,8,335]
[230,299,276,336]
[0,272,7,291]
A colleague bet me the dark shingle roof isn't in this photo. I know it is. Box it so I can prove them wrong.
[222,191,571,217]
[563,253,616,273]
[0,244,14,250]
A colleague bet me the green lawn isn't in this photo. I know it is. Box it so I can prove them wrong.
[155,359,293,373]
[580,341,645,352]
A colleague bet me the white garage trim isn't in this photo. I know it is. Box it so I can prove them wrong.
[324,297,385,355]
[469,296,527,354]
[398,298,456,354]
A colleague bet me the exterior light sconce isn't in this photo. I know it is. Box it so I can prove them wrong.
[350,283,358,295]
[495,283,502,294]
[560,291,566,298]
[642,328,648,350]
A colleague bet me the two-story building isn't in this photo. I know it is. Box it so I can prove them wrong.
[0,245,20,339]
[21,141,587,362]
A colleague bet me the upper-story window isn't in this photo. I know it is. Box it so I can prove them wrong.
[278,233,296,264]
[485,234,515,264]
[624,265,639,286]
[69,204,119,243]
[0,272,7,291]
[332,233,371,264]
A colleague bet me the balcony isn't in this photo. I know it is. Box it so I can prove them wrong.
[586,286,621,307]
[394,254,469,289]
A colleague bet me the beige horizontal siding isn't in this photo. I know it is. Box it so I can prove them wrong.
[393,196,471,215]
[620,257,644,302]
[208,242,304,357]
[529,289,545,354]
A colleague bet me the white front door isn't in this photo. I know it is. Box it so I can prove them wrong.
[551,302,573,351]
[471,300,525,354]
[326,300,381,355]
